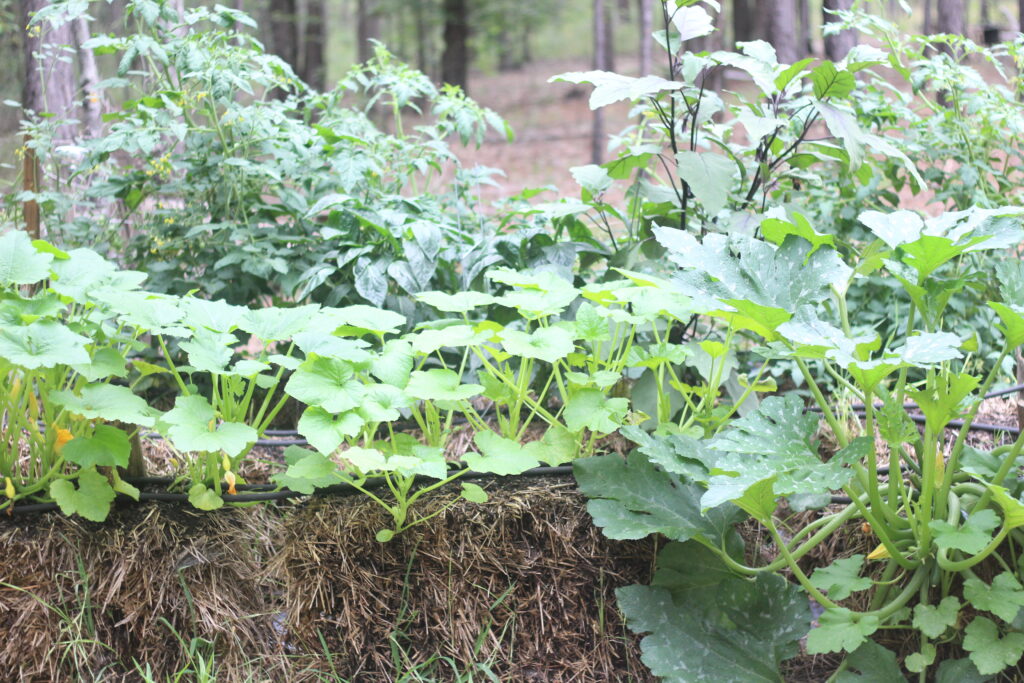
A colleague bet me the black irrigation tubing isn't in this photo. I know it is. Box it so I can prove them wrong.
[3,465,577,516]
[844,383,1024,412]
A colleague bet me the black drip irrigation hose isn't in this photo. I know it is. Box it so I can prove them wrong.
[4,465,576,516]
[14,385,1024,516]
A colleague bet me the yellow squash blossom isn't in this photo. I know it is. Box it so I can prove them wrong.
[54,428,74,454]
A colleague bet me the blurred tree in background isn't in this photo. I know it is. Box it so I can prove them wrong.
[1,0,1004,167]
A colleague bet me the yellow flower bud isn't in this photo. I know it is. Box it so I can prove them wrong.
[9,377,21,401]
[221,454,232,473]
[867,543,891,560]
[4,478,15,500]
[225,470,237,495]
[28,391,39,422]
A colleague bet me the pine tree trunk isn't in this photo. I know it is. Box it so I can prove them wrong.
[798,0,812,55]
[937,0,965,36]
[298,0,325,89]
[21,0,75,131]
[637,0,652,75]
[415,0,428,72]
[604,0,615,74]
[592,0,607,164]
[766,0,799,64]
[733,0,762,42]
[823,0,857,62]
[74,16,102,139]
[441,0,469,91]
[270,0,298,70]
[21,0,76,239]
[356,0,380,63]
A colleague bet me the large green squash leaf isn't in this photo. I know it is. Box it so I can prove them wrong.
[701,395,864,509]
[573,451,742,543]
[0,231,53,286]
[51,383,159,427]
[653,231,849,337]
[285,356,367,412]
[160,395,256,456]
[0,320,91,369]
[617,541,810,682]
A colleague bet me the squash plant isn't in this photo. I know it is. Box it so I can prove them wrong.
[576,206,1024,680]
[0,231,159,520]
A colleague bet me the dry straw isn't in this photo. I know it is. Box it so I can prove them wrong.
[0,478,655,682]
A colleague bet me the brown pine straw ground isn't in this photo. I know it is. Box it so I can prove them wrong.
[0,479,657,682]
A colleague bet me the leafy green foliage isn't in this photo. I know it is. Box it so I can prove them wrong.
[617,542,810,682]
[963,617,1024,676]
[573,452,741,543]
[50,468,117,522]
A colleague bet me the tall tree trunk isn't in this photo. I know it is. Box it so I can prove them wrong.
[637,0,652,75]
[21,0,75,130]
[521,20,532,66]
[21,0,76,239]
[414,0,428,72]
[1020,0,1024,32]
[733,0,762,42]
[936,0,965,36]
[270,0,298,70]
[766,0,799,64]
[924,0,934,33]
[356,0,380,63]
[298,0,325,89]
[798,0,812,55]
[592,0,607,164]
[73,15,102,139]
[441,0,469,91]
[604,0,615,74]
[822,0,857,62]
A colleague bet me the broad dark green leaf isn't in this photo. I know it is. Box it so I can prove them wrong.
[617,541,810,682]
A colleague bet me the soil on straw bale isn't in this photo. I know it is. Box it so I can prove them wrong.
[0,478,657,682]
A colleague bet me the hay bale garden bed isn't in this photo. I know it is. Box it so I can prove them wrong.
[0,477,656,682]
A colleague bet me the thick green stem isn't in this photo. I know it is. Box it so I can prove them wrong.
[795,357,848,448]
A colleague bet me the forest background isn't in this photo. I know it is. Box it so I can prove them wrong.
[1,0,1013,200]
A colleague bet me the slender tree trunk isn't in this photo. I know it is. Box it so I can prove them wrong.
[521,20,532,66]
[798,0,812,55]
[414,0,428,72]
[592,0,607,164]
[937,0,965,36]
[298,0,325,89]
[822,0,857,62]
[441,0,469,91]
[924,0,934,33]
[766,0,799,64]
[604,0,616,74]
[356,0,380,63]
[498,26,517,71]
[21,0,75,128]
[21,0,75,239]
[638,0,652,75]
[74,16,102,139]
[270,0,298,70]
[1020,0,1024,32]
[733,0,762,42]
